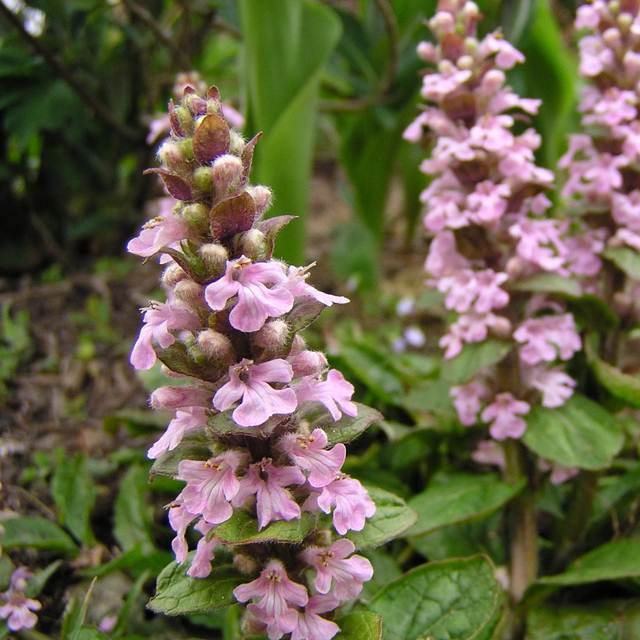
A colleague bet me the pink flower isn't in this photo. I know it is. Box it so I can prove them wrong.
[451,381,488,426]
[279,428,346,488]
[424,231,469,278]
[187,521,219,578]
[294,370,357,421]
[466,181,510,225]
[234,458,305,530]
[130,302,200,370]
[150,385,211,410]
[301,538,373,600]
[0,593,41,632]
[480,34,525,69]
[481,393,530,440]
[148,407,208,459]
[509,219,568,273]
[439,313,505,360]
[177,450,247,524]
[290,595,341,640]
[213,359,297,427]
[234,560,308,638]
[285,266,349,306]
[564,229,605,277]
[514,314,581,365]
[471,440,505,468]
[204,257,293,332]
[523,366,576,408]
[127,210,188,258]
[438,270,509,314]
[307,475,376,535]
[168,503,197,563]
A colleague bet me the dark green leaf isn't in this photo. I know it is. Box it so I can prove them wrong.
[313,403,382,445]
[149,430,212,478]
[589,355,640,408]
[0,516,77,555]
[114,465,155,554]
[368,555,502,640]
[527,605,622,640]
[442,340,512,385]
[25,560,62,598]
[213,510,315,545]
[523,394,624,470]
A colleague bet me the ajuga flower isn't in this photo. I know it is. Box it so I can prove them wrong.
[406,0,582,441]
[0,569,41,632]
[129,84,376,636]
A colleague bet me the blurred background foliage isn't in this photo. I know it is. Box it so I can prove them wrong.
[0,0,580,287]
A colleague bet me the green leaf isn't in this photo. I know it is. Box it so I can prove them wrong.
[527,605,622,640]
[61,578,96,640]
[523,394,624,470]
[25,560,62,598]
[241,0,341,263]
[113,570,149,637]
[313,403,382,445]
[149,430,212,478]
[51,451,96,546]
[589,354,640,408]
[603,246,640,280]
[337,610,383,639]
[213,510,315,545]
[114,465,155,555]
[538,538,640,586]
[0,515,77,554]
[348,486,417,549]
[148,562,242,615]
[368,555,502,640]
[567,293,619,331]
[407,472,524,537]
[442,340,512,385]
[513,272,582,297]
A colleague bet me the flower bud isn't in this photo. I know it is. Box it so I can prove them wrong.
[482,69,506,93]
[247,185,272,218]
[289,350,328,377]
[233,228,268,261]
[185,92,207,116]
[417,41,437,62]
[173,280,204,309]
[182,203,209,234]
[457,54,474,70]
[506,257,526,279]
[603,27,621,48]
[212,154,244,196]
[162,262,188,288]
[490,316,512,338]
[234,553,259,576]
[178,137,194,163]
[289,334,306,355]
[157,140,184,172]
[174,105,194,134]
[229,129,245,155]
[613,291,633,315]
[193,166,213,195]
[199,243,228,277]
[253,319,291,357]
[197,329,235,365]
[618,12,633,31]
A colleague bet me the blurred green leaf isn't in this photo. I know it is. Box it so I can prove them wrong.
[314,403,382,445]
[114,465,155,555]
[1,515,77,555]
[603,246,640,280]
[61,578,96,640]
[442,340,512,385]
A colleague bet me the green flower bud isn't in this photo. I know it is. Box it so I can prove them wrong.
[233,228,268,261]
[182,203,209,234]
[192,166,213,196]
[229,129,245,156]
[199,243,228,278]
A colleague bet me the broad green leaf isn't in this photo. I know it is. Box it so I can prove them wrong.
[527,606,621,640]
[523,394,624,470]
[360,549,402,603]
[603,246,640,280]
[407,473,524,537]
[0,515,77,555]
[337,610,383,639]
[51,451,96,546]
[401,379,455,417]
[149,430,212,478]
[590,355,640,408]
[313,403,382,445]
[114,465,155,554]
[369,555,502,640]
[241,0,341,262]
[442,340,512,385]
[348,486,417,549]
[590,467,640,527]
[538,538,640,586]
[25,560,62,598]
[513,272,582,297]
[61,578,96,640]
[213,511,315,545]
[148,562,242,615]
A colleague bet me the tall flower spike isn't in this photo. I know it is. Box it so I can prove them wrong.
[130,83,376,636]
[406,0,582,441]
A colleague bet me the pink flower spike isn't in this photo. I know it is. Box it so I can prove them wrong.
[127,210,188,258]
[234,560,308,636]
[514,314,581,365]
[279,428,346,488]
[168,503,197,563]
[301,538,373,601]
[310,475,376,535]
[233,458,305,530]
[177,450,247,524]
[481,393,530,440]
[285,265,349,306]
[451,381,488,426]
[130,302,199,370]
[213,358,297,427]
[523,366,576,408]
[148,407,208,459]
[204,256,293,332]
[290,595,341,640]
[295,369,357,421]
[187,521,219,578]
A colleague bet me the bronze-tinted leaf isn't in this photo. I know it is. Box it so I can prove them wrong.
[210,192,257,240]
[286,297,325,332]
[168,100,183,137]
[144,168,192,201]
[193,114,230,165]
[241,132,262,182]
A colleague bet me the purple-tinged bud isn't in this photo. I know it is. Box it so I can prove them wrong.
[289,335,307,355]
[197,329,235,365]
[289,350,328,377]
[212,154,244,196]
[173,279,205,308]
[199,243,228,278]
[417,41,437,62]
[506,257,526,279]
[482,69,505,93]
[229,130,245,156]
[233,553,259,576]
[247,185,272,218]
[158,140,184,172]
[150,385,209,409]
[182,203,209,234]
[624,50,640,75]
[193,166,213,196]
[233,228,268,261]
[185,92,208,116]
[491,316,512,338]
[162,263,188,288]
[253,319,291,357]
[603,27,622,48]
